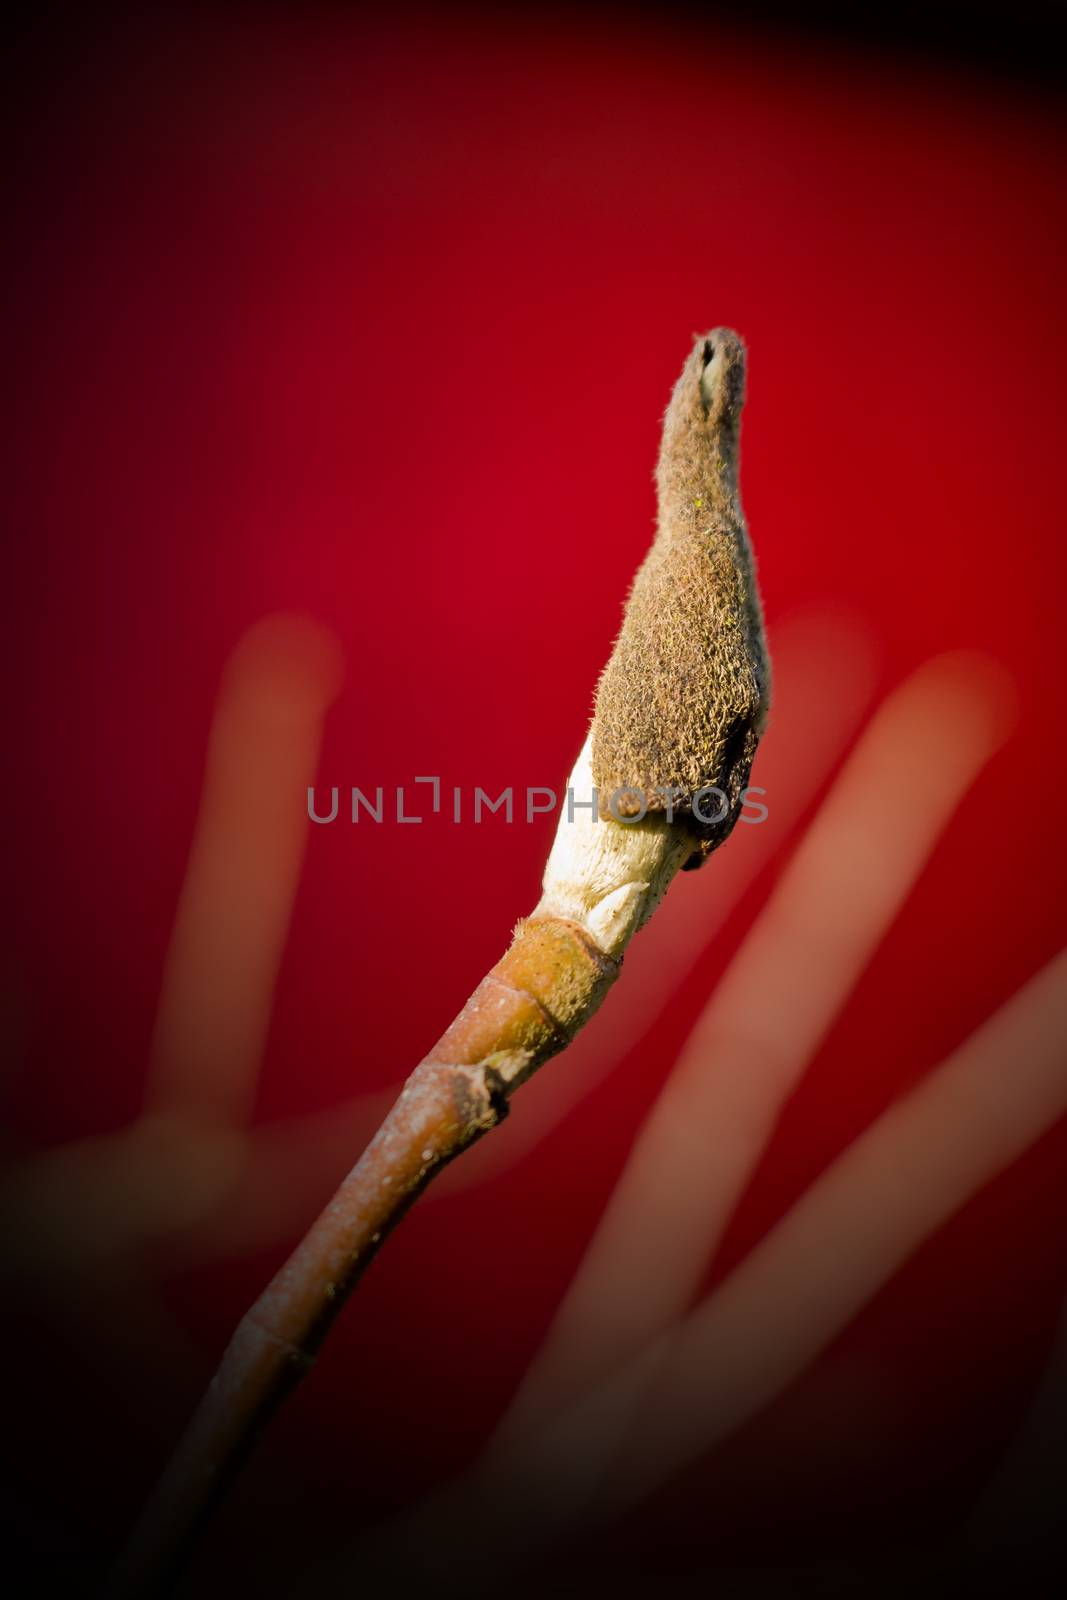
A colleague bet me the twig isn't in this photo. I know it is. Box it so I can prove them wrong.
[146,613,344,1128]
[116,328,771,1591]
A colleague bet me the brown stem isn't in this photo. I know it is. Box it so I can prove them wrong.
[117,325,770,1592]
[115,914,618,1593]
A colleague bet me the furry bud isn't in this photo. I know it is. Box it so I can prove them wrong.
[591,329,770,867]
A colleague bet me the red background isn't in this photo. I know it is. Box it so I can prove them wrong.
[6,6,1067,1590]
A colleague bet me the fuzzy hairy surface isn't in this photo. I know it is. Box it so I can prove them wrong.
[591,329,771,867]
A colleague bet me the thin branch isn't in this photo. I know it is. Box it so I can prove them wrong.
[146,613,344,1128]
[116,328,770,1591]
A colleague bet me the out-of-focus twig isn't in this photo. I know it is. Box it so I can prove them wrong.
[145,613,344,1129]
[556,948,1067,1532]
